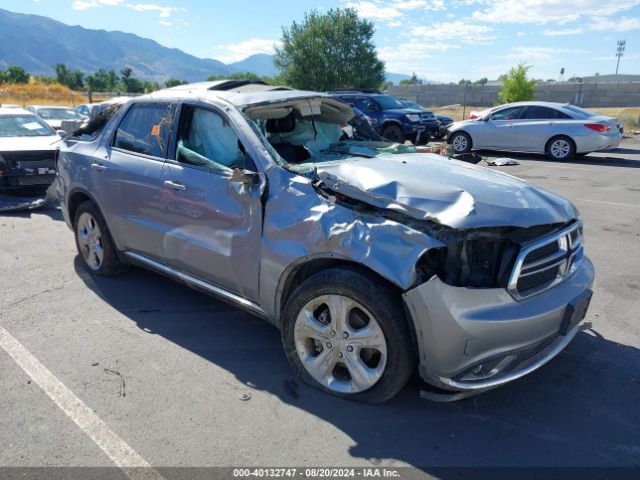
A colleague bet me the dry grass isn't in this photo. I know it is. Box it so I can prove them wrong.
[431,105,640,128]
[0,80,86,107]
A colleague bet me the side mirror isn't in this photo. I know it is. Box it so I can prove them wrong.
[229,168,260,187]
[482,115,491,122]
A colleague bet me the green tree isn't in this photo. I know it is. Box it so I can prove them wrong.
[120,67,144,93]
[164,78,188,88]
[498,64,536,103]
[55,63,84,90]
[142,80,161,93]
[274,8,385,91]
[5,66,30,84]
[399,73,422,86]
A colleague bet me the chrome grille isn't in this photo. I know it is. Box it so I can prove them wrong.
[508,222,584,300]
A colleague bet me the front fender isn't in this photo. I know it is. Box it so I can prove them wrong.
[258,167,444,321]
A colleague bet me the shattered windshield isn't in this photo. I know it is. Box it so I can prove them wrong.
[245,99,418,176]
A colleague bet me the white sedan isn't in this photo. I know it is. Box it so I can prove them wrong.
[0,108,60,195]
[447,102,622,161]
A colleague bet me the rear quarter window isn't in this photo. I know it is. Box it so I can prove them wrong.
[113,103,174,158]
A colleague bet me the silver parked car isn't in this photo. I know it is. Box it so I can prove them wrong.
[57,81,594,403]
[26,105,86,133]
[448,101,622,160]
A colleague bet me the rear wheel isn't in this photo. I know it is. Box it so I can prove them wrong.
[281,267,416,403]
[381,124,405,144]
[546,136,575,161]
[450,131,472,154]
[74,201,127,276]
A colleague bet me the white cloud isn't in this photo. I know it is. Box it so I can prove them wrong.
[346,2,403,19]
[379,40,460,79]
[159,20,172,26]
[125,3,185,18]
[543,28,584,36]
[472,0,640,24]
[213,38,282,63]
[345,0,444,19]
[411,21,495,44]
[72,0,124,9]
[505,46,583,63]
[72,0,185,18]
[72,0,98,10]
[590,16,640,31]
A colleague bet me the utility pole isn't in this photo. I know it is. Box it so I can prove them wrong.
[616,40,626,74]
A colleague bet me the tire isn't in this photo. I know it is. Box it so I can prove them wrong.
[450,131,472,154]
[546,135,575,161]
[381,124,405,144]
[74,201,127,276]
[281,267,416,403]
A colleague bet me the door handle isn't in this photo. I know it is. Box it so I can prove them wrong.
[164,180,187,191]
[91,162,106,172]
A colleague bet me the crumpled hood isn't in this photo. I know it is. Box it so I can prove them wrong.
[316,153,577,229]
[0,135,60,152]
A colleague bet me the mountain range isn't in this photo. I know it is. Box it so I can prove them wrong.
[0,8,413,84]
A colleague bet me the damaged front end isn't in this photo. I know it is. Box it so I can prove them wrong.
[247,94,592,399]
[307,166,593,399]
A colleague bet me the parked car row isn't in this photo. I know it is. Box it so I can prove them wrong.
[329,89,444,144]
[52,80,594,403]
[448,101,622,160]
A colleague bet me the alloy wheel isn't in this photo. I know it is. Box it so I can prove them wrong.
[294,294,388,394]
[76,212,104,271]
[452,134,468,152]
[550,139,571,159]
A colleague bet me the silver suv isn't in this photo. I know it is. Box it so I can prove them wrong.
[57,81,594,403]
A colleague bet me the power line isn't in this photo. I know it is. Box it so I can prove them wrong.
[615,40,626,75]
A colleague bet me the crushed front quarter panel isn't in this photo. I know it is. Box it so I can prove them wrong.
[258,166,445,320]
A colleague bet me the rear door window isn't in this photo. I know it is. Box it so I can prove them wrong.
[113,103,174,158]
[524,106,571,119]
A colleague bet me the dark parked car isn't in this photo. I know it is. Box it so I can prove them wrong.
[400,100,453,140]
[57,81,594,403]
[330,90,440,144]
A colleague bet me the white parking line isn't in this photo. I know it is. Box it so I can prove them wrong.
[574,198,640,208]
[0,325,165,480]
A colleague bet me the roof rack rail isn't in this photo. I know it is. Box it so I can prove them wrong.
[208,80,269,91]
[327,88,382,94]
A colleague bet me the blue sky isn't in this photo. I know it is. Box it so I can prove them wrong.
[4,0,640,82]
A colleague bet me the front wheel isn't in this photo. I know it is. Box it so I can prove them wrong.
[281,268,416,403]
[450,131,472,154]
[546,136,575,161]
[381,124,405,144]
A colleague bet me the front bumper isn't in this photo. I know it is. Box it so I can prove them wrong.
[403,257,594,392]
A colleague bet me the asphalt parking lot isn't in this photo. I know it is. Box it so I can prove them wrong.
[1,141,639,477]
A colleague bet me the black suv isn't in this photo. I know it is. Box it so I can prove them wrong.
[329,90,440,144]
